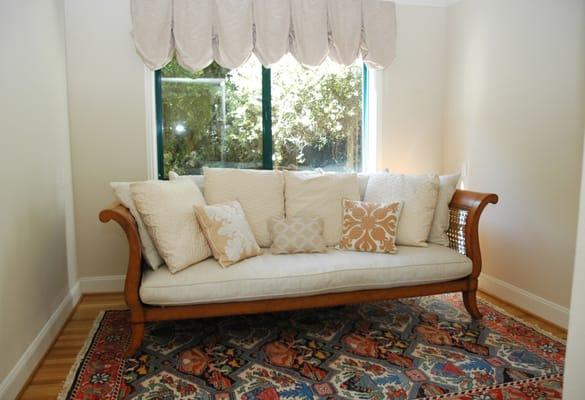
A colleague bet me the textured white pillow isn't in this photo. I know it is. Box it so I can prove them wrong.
[365,173,440,247]
[130,180,211,274]
[110,182,164,270]
[428,173,460,246]
[284,171,360,246]
[203,168,285,247]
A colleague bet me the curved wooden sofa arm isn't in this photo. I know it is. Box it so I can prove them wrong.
[448,190,499,280]
[99,203,144,323]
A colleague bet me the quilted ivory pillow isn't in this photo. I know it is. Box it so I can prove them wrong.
[284,171,360,246]
[365,173,440,247]
[428,173,460,246]
[269,217,327,254]
[195,200,262,267]
[203,168,285,247]
[130,180,211,274]
[110,182,164,270]
[338,199,403,254]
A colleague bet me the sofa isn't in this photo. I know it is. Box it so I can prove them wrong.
[100,170,497,356]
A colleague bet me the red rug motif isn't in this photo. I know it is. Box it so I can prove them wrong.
[59,294,565,399]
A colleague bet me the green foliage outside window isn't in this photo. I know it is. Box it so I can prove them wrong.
[158,55,363,176]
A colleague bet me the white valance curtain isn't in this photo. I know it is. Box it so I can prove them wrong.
[131,0,397,72]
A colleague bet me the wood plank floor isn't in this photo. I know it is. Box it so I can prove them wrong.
[17,291,567,399]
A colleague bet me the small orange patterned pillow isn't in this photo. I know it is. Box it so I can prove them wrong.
[338,199,403,253]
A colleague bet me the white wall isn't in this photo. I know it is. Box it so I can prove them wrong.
[65,0,149,282]
[0,0,78,397]
[66,1,447,280]
[381,4,446,174]
[443,0,585,325]
[564,126,585,398]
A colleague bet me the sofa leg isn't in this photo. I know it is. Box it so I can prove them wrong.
[462,289,482,320]
[125,322,145,357]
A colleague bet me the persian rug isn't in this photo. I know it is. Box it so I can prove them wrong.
[58,294,565,399]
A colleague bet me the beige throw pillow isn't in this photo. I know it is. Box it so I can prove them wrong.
[428,173,460,246]
[365,173,440,247]
[338,199,403,254]
[269,217,327,254]
[110,182,164,270]
[130,180,211,274]
[203,168,285,247]
[284,171,360,246]
[195,201,261,267]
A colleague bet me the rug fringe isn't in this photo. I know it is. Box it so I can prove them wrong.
[57,311,106,400]
[425,373,564,399]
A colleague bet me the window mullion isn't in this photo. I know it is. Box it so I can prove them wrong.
[154,69,165,179]
[261,66,273,170]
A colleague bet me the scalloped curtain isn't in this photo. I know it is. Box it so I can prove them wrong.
[131,0,397,72]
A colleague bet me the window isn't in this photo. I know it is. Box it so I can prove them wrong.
[155,55,366,178]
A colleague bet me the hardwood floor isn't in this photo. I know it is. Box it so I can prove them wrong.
[17,291,567,399]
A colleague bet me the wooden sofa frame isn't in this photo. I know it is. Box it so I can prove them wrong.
[100,189,498,356]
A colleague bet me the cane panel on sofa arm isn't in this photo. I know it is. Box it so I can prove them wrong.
[447,190,499,279]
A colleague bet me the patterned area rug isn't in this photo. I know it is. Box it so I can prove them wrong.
[59,294,565,399]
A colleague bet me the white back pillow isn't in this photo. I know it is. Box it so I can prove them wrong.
[110,182,164,270]
[202,168,285,247]
[365,173,440,247]
[428,174,460,246]
[284,171,360,246]
[131,180,211,274]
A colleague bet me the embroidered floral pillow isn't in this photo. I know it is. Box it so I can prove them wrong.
[269,217,327,254]
[338,199,403,254]
[194,201,261,267]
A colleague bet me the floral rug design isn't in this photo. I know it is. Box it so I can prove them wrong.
[59,294,565,399]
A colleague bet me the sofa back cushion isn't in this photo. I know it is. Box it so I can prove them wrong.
[365,173,440,247]
[284,171,360,246]
[131,180,212,274]
[169,171,204,192]
[428,173,460,246]
[203,168,285,247]
[110,181,164,270]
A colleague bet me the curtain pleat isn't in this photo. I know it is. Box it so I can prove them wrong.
[213,0,254,69]
[290,0,329,67]
[328,0,363,66]
[131,0,173,70]
[173,0,213,72]
[252,0,291,66]
[361,0,397,69]
[131,0,396,72]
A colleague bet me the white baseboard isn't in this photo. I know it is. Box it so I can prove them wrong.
[80,275,125,293]
[0,282,82,400]
[479,273,569,329]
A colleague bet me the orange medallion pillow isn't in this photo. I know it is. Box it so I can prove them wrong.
[338,199,403,254]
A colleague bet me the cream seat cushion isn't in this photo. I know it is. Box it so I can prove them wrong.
[203,168,285,247]
[139,245,472,305]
